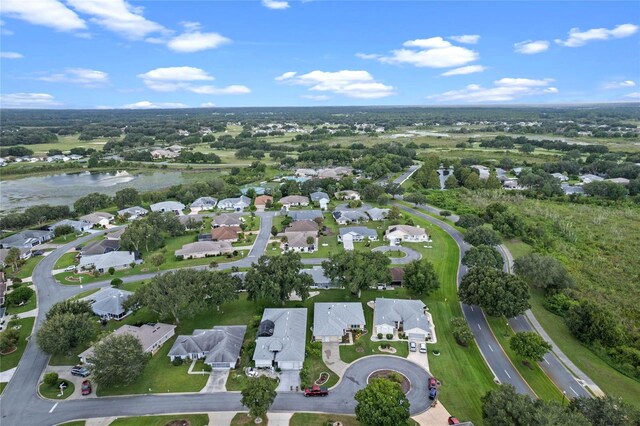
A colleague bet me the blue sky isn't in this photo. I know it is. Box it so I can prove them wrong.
[0,1,638,108]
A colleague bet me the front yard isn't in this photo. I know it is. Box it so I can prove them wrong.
[0,317,35,372]
[109,414,209,426]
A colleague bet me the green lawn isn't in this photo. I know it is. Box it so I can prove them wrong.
[485,316,564,402]
[54,252,78,270]
[39,380,75,399]
[231,413,267,425]
[14,255,45,279]
[50,233,86,245]
[57,421,85,426]
[0,317,36,371]
[70,288,101,300]
[119,280,149,292]
[290,413,361,426]
[0,382,7,395]
[503,239,533,260]
[109,414,209,426]
[5,290,37,314]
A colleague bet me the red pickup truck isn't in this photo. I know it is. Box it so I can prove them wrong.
[304,385,329,397]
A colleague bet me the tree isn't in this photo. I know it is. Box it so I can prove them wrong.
[361,184,386,202]
[270,226,278,237]
[565,300,624,347]
[90,333,148,388]
[583,181,629,200]
[0,328,20,353]
[404,193,427,206]
[240,376,278,421]
[485,171,503,189]
[148,253,165,270]
[456,214,484,229]
[464,226,502,246]
[322,251,391,296]
[43,372,59,387]
[120,220,164,253]
[403,259,440,295]
[463,171,482,189]
[355,378,410,426]
[54,224,75,238]
[5,286,34,307]
[451,317,474,346]
[37,313,96,355]
[387,206,402,220]
[462,245,504,270]
[244,253,312,304]
[459,267,530,317]
[513,253,573,292]
[569,395,640,426]
[73,192,112,215]
[46,300,93,319]
[114,188,141,209]
[445,174,459,189]
[3,247,23,272]
[509,332,552,362]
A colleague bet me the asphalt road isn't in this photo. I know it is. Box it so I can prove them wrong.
[371,245,422,264]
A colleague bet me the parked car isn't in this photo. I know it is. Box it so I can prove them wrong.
[429,387,438,400]
[428,377,437,389]
[81,380,92,395]
[32,250,45,256]
[448,417,460,425]
[64,265,76,272]
[71,366,90,377]
[409,341,417,352]
[304,386,329,397]
[419,342,427,353]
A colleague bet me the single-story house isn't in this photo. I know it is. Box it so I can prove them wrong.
[105,228,125,241]
[211,226,241,242]
[151,149,179,159]
[606,177,630,185]
[287,210,323,221]
[279,195,310,209]
[366,208,390,221]
[117,206,148,220]
[385,225,429,243]
[167,144,184,152]
[286,220,319,233]
[310,192,330,210]
[213,213,244,228]
[471,165,490,180]
[579,174,604,184]
[0,230,53,249]
[49,219,91,233]
[253,308,307,370]
[318,166,352,180]
[79,323,176,364]
[551,173,569,182]
[254,195,273,211]
[81,287,133,320]
[313,302,365,342]
[333,210,369,225]
[80,239,121,256]
[190,197,218,213]
[295,168,318,178]
[217,195,251,211]
[373,298,430,341]
[178,215,204,229]
[389,267,405,286]
[79,212,114,227]
[301,267,332,288]
[338,227,378,243]
[168,326,247,369]
[78,251,137,274]
[175,241,233,259]
[561,183,585,195]
[150,201,185,215]
[282,231,317,253]
[0,247,32,266]
[335,190,360,201]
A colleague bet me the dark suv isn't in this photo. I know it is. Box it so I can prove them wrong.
[71,366,90,377]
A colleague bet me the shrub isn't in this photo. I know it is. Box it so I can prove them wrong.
[543,292,577,316]
[451,317,474,347]
[12,277,22,284]
[44,372,59,387]
[110,278,123,287]
[5,286,34,307]
[386,333,393,340]
[172,357,184,366]
[108,267,115,275]
[440,210,452,217]
[377,333,383,339]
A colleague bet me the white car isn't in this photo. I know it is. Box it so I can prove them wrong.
[64,265,76,272]
[419,343,427,353]
[409,341,417,352]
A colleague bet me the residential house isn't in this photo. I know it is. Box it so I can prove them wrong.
[151,149,179,159]
[0,247,32,266]
[295,168,318,178]
[301,267,332,288]
[168,326,247,369]
[561,184,585,195]
[551,173,569,182]
[80,212,114,227]
[254,195,273,211]
[213,213,244,228]
[253,308,307,370]
[0,230,53,249]
[389,267,405,286]
[190,197,218,213]
[335,190,361,201]
[287,210,323,221]
[310,192,330,210]
[286,220,319,233]
[313,303,365,342]
[81,287,133,320]
[471,165,490,180]
[373,298,431,341]
[318,166,352,180]
[167,144,185,152]
[79,323,176,364]
[217,195,251,211]
[175,241,233,259]
[80,239,120,256]
[78,251,137,274]
[607,177,630,185]
[385,225,429,243]
[279,195,310,209]
[338,227,378,243]
[105,228,125,241]
[282,231,317,253]
[49,219,91,233]
[117,206,148,220]
[211,226,241,242]
[150,201,185,215]
[332,210,369,225]
[366,208,390,221]
[178,215,204,230]
[579,174,604,184]
[0,274,6,306]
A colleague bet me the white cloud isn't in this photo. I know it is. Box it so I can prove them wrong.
[623,92,640,99]
[302,94,331,101]
[429,77,558,103]
[0,92,61,108]
[262,0,290,9]
[0,19,13,35]
[450,35,480,44]
[360,36,479,68]
[139,67,250,95]
[441,65,487,76]
[276,69,395,99]
[66,0,166,39]
[166,22,230,52]
[200,102,216,107]
[39,68,109,86]
[0,51,23,59]
[514,40,549,54]
[0,0,86,32]
[555,23,639,47]
[603,80,636,89]
[121,101,189,109]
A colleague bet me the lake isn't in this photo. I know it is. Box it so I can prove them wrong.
[0,170,185,213]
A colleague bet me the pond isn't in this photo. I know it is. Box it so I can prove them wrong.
[1,170,185,213]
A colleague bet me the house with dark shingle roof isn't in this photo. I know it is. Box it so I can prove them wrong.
[211,226,240,242]
[168,326,246,369]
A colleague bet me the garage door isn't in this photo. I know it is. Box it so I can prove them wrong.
[408,333,425,341]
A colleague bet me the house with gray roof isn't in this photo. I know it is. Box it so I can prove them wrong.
[213,213,244,228]
[168,326,247,369]
[373,298,430,341]
[190,197,218,213]
[310,192,330,210]
[175,241,233,259]
[282,231,317,253]
[253,308,307,370]
[80,239,120,256]
[0,230,53,249]
[217,195,251,211]
[81,287,133,320]
[49,219,91,233]
[301,267,332,288]
[78,251,137,274]
[150,201,185,215]
[335,190,360,201]
[279,195,310,209]
[287,210,323,221]
[313,302,365,342]
[0,247,31,266]
[579,174,604,184]
[332,210,369,225]
[338,227,378,243]
[551,173,569,182]
[105,228,125,241]
[117,206,148,220]
[366,208,390,221]
[79,212,114,227]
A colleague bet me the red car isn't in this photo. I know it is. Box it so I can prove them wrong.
[428,377,437,389]
[448,417,460,425]
[81,380,92,395]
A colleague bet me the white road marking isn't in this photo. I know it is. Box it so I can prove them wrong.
[477,323,482,330]
[470,306,474,312]
[488,344,494,352]
[49,403,58,413]
[545,358,550,365]
[570,386,579,396]
[504,370,512,379]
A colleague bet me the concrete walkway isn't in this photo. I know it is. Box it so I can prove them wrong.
[411,401,452,425]
[268,412,294,425]
[208,412,237,426]
[86,417,118,426]
[321,342,349,377]
[14,308,38,319]
[0,367,16,382]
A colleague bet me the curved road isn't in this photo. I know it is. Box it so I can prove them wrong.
[372,245,422,264]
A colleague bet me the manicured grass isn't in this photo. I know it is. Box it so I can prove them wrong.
[290,413,361,426]
[49,345,89,366]
[231,413,268,425]
[0,382,7,395]
[109,414,209,426]
[529,291,640,408]
[57,421,85,426]
[54,252,78,270]
[5,290,37,314]
[50,233,86,245]
[384,249,406,258]
[119,280,148,292]
[14,255,45,279]
[0,317,35,371]
[70,288,100,300]
[503,238,533,260]
[485,315,564,402]
[39,380,75,399]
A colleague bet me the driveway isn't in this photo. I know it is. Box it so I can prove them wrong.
[200,370,228,393]
[322,342,349,377]
[372,245,421,264]
[276,370,300,392]
[407,342,430,373]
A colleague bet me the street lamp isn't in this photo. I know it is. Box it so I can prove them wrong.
[561,390,567,406]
